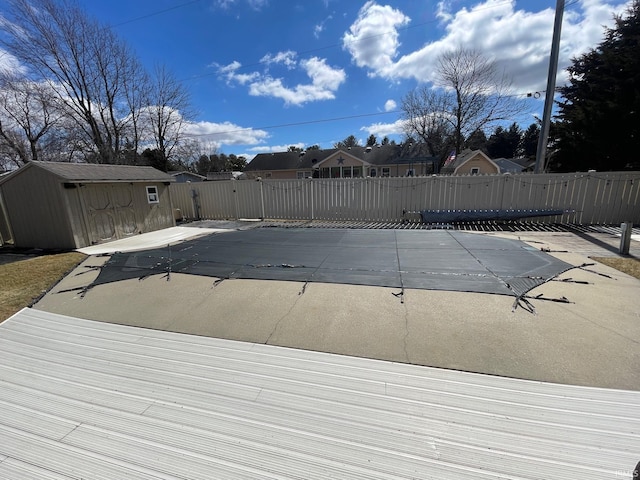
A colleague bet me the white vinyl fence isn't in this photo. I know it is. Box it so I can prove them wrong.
[170,171,640,225]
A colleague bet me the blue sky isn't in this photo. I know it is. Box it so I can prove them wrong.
[8,0,636,160]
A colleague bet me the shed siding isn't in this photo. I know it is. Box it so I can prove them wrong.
[138,182,175,233]
[1,167,75,249]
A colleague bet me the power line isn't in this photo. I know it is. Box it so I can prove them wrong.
[182,110,403,137]
[108,0,202,28]
[182,86,548,139]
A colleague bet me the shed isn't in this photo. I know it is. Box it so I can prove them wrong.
[0,161,175,250]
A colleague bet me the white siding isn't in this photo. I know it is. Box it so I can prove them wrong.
[1,308,639,479]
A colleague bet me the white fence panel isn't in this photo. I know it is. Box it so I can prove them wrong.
[169,172,640,225]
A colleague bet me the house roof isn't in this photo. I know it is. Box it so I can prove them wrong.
[440,149,475,173]
[440,149,502,174]
[246,144,439,171]
[2,308,638,479]
[493,158,526,173]
[169,170,206,180]
[1,161,174,184]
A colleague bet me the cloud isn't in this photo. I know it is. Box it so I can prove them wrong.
[342,1,410,78]
[260,50,297,69]
[184,120,269,147]
[213,0,267,10]
[384,99,397,111]
[219,54,346,106]
[314,13,334,39]
[361,118,406,138]
[0,48,27,76]
[343,0,631,93]
[247,143,305,154]
[216,61,260,85]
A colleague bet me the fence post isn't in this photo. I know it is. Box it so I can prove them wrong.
[233,182,239,220]
[259,178,265,220]
[309,178,314,221]
[620,222,632,255]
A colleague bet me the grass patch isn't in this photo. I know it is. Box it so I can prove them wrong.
[591,257,640,280]
[0,252,86,322]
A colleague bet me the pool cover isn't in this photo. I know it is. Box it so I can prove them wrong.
[89,228,574,298]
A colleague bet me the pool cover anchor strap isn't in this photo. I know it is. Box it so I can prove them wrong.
[392,289,405,304]
[578,263,614,279]
[56,283,96,299]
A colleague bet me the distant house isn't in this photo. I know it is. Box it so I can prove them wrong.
[244,144,439,179]
[0,161,175,249]
[206,171,245,181]
[170,171,206,183]
[440,150,500,175]
[493,158,526,174]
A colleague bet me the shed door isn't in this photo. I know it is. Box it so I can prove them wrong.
[83,184,139,244]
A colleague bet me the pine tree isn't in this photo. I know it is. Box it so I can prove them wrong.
[551,1,640,171]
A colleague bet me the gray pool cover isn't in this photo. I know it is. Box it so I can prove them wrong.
[90,228,574,298]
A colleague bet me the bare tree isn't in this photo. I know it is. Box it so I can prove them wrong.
[402,47,526,157]
[143,65,193,165]
[0,75,63,165]
[1,0,148,163]
[401,88,453,157]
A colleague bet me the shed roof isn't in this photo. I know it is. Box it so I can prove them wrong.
[2,161,174,184]
[1,308,638,479]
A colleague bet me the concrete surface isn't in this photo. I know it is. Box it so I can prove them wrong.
[32,225,640,390]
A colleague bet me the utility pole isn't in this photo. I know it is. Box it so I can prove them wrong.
[534,0,565,173]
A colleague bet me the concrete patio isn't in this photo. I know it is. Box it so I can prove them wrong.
[32,222,640,390]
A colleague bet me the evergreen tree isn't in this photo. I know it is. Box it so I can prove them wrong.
[521,123,540,159]
[465,129,488,152]
[334,135,360,149]
[551,1,640,171]
[486,123,521,158]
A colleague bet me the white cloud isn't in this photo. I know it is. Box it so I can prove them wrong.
[213,0,267,10]
[260,50,297,69]
[247,143,305,154]
[384,99,396,111]
[219,54,346,106]
[343,0,631,93]
[342,1,410,78]
[217,61,260,85]
[184,120,269,147]
[314,13,334,39]
[361,118,406,138]
[0,48,27,76]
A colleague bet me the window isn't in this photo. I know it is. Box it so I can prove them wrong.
[297,171,312,179]
[406,169,415,177]
[370,168,377,177]
[381,167,390,177]
[470,167,480,175]
[146,185,159,204]
[265,172,272,178]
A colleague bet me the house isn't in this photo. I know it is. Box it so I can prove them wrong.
[493,158,526,174]
[169,171,206,183]
[440,149,500,175]
[244,144,439,179]
[0,161,175,250]
[206,171,245,181]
